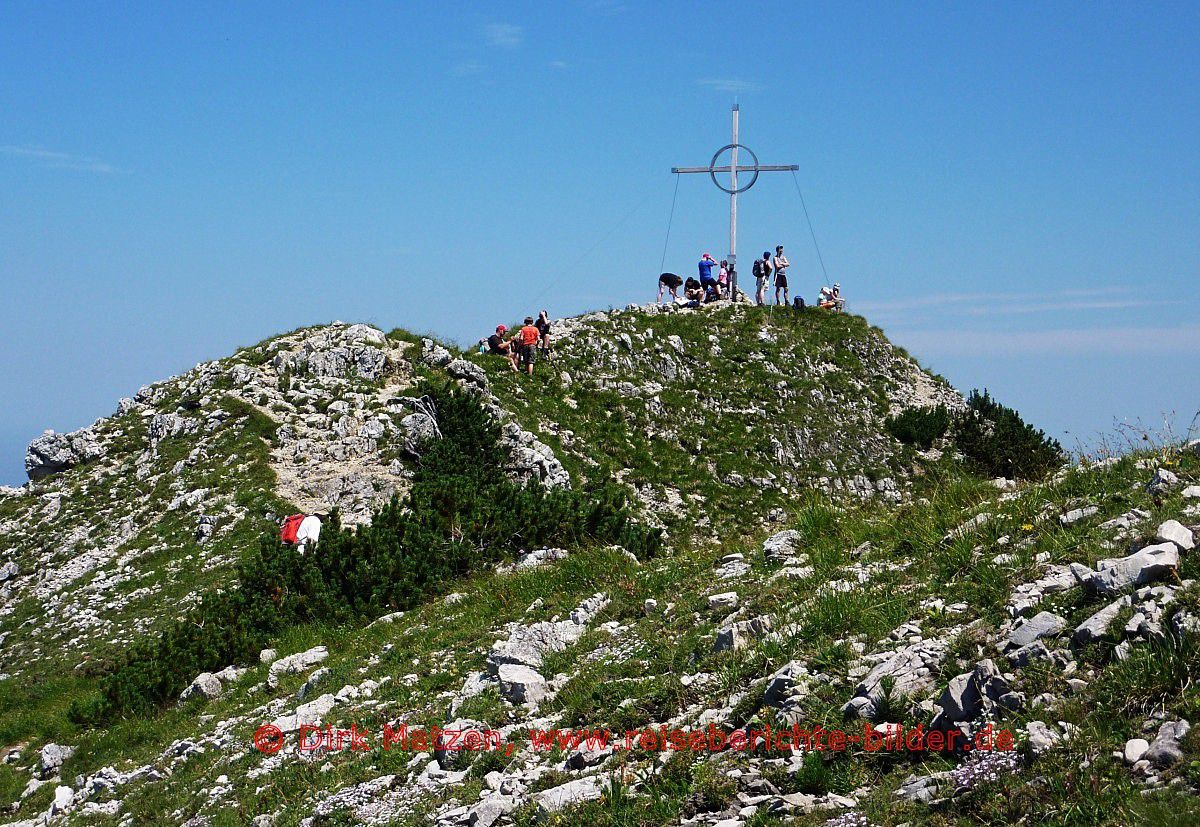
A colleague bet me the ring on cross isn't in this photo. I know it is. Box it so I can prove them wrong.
[709,143,760,194]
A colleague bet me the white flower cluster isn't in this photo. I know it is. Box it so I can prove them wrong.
[823,812,870,827]
[950,748,1022,793]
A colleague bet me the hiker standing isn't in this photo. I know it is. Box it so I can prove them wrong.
[772,245,790,306]
[718,260,730,298]
[697,253,719,298]
[513,316,540,375]
[752,252,772,306]
[535,310,553,361]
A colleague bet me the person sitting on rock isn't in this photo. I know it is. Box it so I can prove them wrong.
[485,325,519,371]
[684,276,704,305]
[818,285,845,312]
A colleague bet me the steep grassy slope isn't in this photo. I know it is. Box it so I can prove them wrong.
[468,303,961,540]
[0,302,1196,827]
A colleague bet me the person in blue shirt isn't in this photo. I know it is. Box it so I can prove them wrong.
[697,253,719,298]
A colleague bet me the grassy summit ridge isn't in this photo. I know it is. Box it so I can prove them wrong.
[466,303,962,540]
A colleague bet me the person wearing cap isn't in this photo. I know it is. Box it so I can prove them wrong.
[486,325,518,371]
[697,253,719,298]
[819,285,844,311]
[512,316,541,375]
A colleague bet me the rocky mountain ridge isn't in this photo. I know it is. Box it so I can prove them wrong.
[1,300,1197,827]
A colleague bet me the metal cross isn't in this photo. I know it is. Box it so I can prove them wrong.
[671,104,798,296]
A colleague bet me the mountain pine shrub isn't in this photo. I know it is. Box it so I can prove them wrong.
[885,405,951,449]
[953,389,1064,480]
[71,381,660,725]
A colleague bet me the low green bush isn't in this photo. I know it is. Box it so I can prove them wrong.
[885,405,951,449]
[954,389,1064,480]
[887,391,1063,481]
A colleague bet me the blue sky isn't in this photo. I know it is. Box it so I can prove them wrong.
[2,2,1198,483]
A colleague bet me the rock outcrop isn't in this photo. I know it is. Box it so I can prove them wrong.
[25,427,106,480]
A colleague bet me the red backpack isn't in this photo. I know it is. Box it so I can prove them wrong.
[280,514,305,544]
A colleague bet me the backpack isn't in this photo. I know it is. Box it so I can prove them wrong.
[793,296,806,310]
[280,514,305,544]
[752,259,764,278]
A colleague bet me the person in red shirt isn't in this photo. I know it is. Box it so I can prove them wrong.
[512,316,541,375]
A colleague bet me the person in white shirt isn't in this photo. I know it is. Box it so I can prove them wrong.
[818,285,845,312]
[772,245,790,307]
[296,514,323,554]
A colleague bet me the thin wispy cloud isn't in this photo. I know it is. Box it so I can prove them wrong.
[891,325,1200,357]
[549,60,570,70]
[0,145,122,174]
[484,23,523,48]
[855,286,1194,347]
[699,78,765,94]
[587,0,627,15]
[960,299,1155,316]
[452,61,486,77]
[856,287,1132,316]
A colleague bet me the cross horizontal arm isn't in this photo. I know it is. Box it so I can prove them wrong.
[671,164,800,174]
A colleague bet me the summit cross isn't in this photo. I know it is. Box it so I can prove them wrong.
[671,104,798,297]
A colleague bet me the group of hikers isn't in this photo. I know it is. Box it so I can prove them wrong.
[478,310,553,375]
[657,252,732,304]
[472,250,846,379]
[658,247,844,311]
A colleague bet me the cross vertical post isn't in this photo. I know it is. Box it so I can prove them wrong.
[729,105,738,289]
[671,105,798,302]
